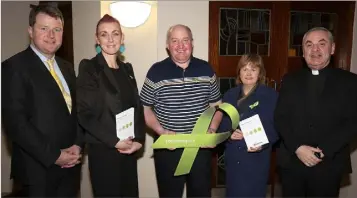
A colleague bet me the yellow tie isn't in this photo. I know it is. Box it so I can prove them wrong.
[46,59,72,113]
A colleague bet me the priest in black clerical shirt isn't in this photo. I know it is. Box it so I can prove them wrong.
[275,27,357,198]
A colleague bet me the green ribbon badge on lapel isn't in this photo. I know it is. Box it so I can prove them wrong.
[249,101,259,109]
[152,103,240,176]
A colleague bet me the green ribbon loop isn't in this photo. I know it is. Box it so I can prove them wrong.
[152,102,240,176]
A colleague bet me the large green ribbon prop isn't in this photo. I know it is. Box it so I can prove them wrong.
[152,103,240,176]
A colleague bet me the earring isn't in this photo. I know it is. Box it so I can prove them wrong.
[119,45,125,53]
[95,45,101,53]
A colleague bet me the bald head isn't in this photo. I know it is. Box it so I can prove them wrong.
[166,24,193,44]
[166,24,194,68]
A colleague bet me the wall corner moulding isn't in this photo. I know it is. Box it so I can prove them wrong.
[110,1,152,28]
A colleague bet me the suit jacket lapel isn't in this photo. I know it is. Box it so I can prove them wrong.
[26,47,55,84]
[26,47,65,96]
[95,53,124,116]
[119,62,138,95]
[55,57,75,99]
[96,53,122,96]
[25,47,70,114]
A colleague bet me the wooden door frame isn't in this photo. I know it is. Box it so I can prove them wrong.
[209,1,355,79]
[209,1,289,82]
[287,1,355,73]
[209,1,355,188]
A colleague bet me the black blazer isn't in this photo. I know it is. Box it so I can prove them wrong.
[76,53,145,148]
[1,47,82,184]
[274,65,357,173]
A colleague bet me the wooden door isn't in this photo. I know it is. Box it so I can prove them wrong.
[287,1,355,73]
[209,1,290,86]
[209,1,355,188]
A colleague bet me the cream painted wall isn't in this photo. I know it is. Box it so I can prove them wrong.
[1,1,37,61]
[157,1,209,61]
[72,2,101,198]
[72,1,100,74]
[340,3,357,198]
[1,1,38,193]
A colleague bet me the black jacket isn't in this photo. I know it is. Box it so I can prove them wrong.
[1,47,82,184]
[76,53,145,148]
[275,65,357,173]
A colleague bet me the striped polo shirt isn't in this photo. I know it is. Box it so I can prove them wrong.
[140,57,221,134]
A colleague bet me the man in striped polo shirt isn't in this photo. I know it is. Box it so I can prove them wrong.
[140,24,222,198]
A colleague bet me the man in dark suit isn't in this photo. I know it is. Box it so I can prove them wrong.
[1,4,82,197]
[275,27,357,197]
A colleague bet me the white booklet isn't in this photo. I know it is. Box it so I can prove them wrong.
[115,107,135,140]
[239,114,269,148]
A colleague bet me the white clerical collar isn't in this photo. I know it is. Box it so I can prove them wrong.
[311,69,319,75]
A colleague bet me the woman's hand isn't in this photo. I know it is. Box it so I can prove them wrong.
[118,142,143,154]
[115,138,133,150]
[247,146,262,152]
[230,129,244,140]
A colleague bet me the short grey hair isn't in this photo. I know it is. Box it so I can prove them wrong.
[166,24,193,44]
[302,27,334,44]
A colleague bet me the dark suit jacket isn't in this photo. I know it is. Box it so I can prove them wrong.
[76,53,145,148]
[219,84,279,196]
[1,47,82,184]
[274,65,357,173]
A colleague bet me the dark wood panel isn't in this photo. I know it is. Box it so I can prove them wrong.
[209,2,219,74]
[211,1,272,9]
[269,2,290,80]
[287,1,355,72]
[57,2,74,64]
[287,57,305,73]
[211,1,355,80]
[209,0,355,189]
[209,1,289,82]
[291,1,347,12]
[334,1,355,70]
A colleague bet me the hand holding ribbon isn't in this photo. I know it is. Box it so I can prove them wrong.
[152,103,240,176]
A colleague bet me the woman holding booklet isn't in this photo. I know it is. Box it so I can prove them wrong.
[212,54,279,197]
[76,14,145,197]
